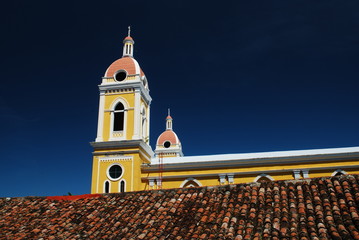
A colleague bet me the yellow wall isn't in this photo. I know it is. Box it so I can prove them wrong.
[139,158,359,191]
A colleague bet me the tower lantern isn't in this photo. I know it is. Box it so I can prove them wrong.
[122,26,134,57]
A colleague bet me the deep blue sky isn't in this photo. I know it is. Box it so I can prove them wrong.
[1,0,358,197]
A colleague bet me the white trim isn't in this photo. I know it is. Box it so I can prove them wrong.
[99,156,133,162]
[147,104,150,145]
[331,169,348,176]
[95,91,105,142]
[254,174,274,182]
[133,58,141,75]
[180,178,202,187]
[104,180,110,193]
[132,89,141,140]
[106,163,125,181]
[154,146,359,164]
[109,97,129,141]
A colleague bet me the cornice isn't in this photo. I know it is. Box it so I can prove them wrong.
[141,164,359,181]
[98,81,152,104]
[144,152,359,172]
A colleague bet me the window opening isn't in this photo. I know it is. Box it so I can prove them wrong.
[105,181,110,193]
[164,141,171,148]
[120,180,125,192]
[114,103,125,131]
[108,165,123,179]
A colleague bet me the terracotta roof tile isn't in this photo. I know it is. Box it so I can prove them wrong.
[2,175,359,239]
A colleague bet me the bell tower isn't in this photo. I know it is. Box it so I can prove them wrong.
[91,28,153,194]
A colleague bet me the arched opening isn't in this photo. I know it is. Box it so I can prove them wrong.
[332,169,347,176]
[120,180,126,192]
[254,174,274,183]
[180,178,202,188]
[113,102,125,131]
[183,180,200,188]
[256,176,271,183]
[104,181,110,193]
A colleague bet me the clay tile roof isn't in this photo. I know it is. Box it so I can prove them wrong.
[104,57,145,78]
[157,130,180,145]
[2,175,359,239]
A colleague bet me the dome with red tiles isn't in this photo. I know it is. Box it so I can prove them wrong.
[104,57,145,78]
[123,36,133,41]
[156,130,181,147]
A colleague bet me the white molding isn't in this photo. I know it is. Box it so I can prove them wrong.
[99,83,152,104]
[254,174,274,182]
[150,146,359,165]
[180,178,202,187]
[331,169,348,176]
[95,91,105,142]
[132,89,141,140]
[99,156,133,162]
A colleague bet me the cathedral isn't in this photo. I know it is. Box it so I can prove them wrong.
[90,29,359,194]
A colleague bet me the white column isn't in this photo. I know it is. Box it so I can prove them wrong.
[132,89,141,139]
[147,105,150,144]
[95,91,105,142]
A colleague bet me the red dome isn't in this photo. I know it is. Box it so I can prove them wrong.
[156,130,180,146]
[123,36,133,41]
[104,57,145,78]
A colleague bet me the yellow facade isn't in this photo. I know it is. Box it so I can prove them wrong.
[90,32,359,194]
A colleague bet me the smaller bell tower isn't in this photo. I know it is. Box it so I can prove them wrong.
[155,110,183,158]
[91,28,153,194]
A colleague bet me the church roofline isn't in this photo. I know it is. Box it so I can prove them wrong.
[148,146,359,166]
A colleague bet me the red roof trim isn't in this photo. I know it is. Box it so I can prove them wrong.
[46,194,101,201]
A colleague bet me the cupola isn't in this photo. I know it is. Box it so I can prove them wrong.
[155,110,183,158]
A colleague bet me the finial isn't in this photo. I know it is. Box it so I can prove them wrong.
[128,26,131,37]
[168,108,171,116]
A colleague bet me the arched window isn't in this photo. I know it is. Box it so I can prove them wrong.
[113,102,125,131]
[104,181,110,193]
[120,180,126,192]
